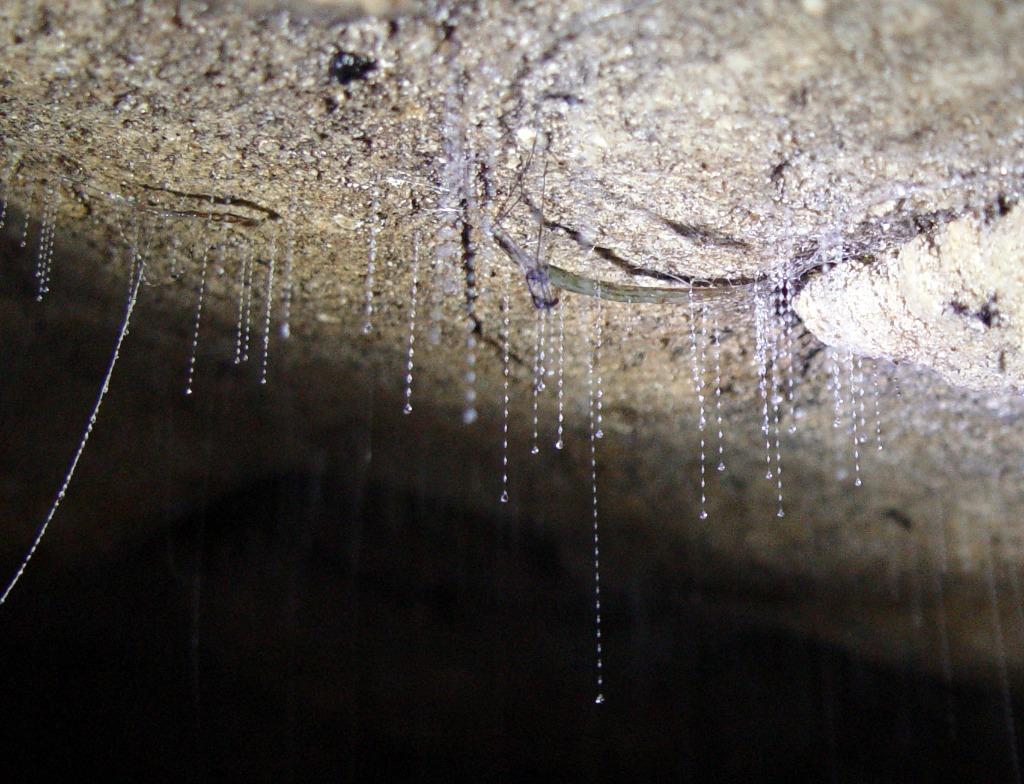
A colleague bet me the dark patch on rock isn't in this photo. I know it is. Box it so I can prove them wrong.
[770,159,789,189]
[883,508,913,531]
[947,294,1001,328]
[656,214,749,251]
[541,91,583,105]
[913,212,942,254]
[977,296,1001,327]
[983,193,1017,224]
[948,300,970,317]
[329,50,376,86]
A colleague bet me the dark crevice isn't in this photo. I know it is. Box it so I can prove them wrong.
[137,183,281,221]
[540,214,756,288]
[883,508,914,531]
[137,207,264,227]
[515,187,756,288]
[655,213,751,251]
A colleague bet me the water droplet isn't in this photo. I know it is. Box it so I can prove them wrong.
[687,286,709,522]
[530,308,546,454]
[461,218,479,426]
[829,348,845,429]
[871,358,885,452]
[0,245,146,605]
[781,274,797,416]
[588,281,605,707]
[234,240,253,365]
[499,275,511,503]
[710,309,726,473]
[753,279,775,503]
[280,200,296,340]
[259,231,277,385]
[362,196,379,335]
[402,232,420,414]
[168,215,182,279]
[430,58,470,355]
[591,291,605,445]
[18,183,34,249]
[34,182,60,301]
[771,276,786,519]
[0,174,8,231]
[554,300,566,450]
[847,350,862,488]
[184,237,211,396]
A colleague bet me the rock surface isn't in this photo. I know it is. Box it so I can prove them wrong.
[797,204,1024,391]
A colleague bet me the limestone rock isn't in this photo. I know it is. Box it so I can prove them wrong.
[796,204,1024,392]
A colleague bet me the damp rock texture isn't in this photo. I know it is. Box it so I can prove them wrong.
[796,204,1024,392]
